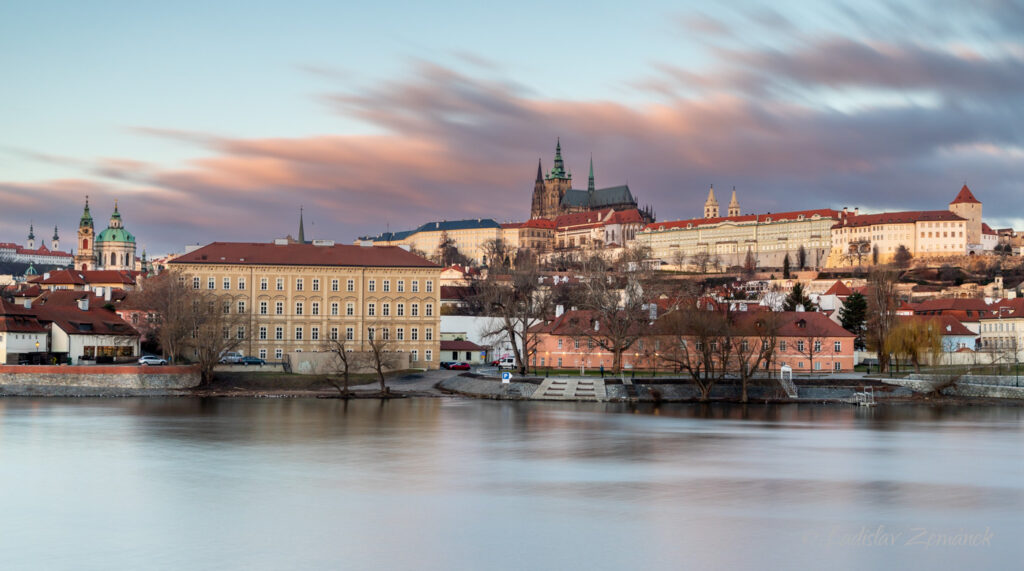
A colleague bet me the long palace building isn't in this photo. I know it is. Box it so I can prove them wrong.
[169,240,442,367]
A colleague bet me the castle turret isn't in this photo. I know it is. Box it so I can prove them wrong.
[704,185,720,219]
[949,184,982,251]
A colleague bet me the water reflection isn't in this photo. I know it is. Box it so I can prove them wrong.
[0,398,1020,570]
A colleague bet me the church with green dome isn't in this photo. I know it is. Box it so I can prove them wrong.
[74,197,138,271]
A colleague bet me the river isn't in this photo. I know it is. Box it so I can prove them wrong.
[0,398,1020,570]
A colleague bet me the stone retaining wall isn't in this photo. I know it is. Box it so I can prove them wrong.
[886,375,1024,399]
[0,364,201,392]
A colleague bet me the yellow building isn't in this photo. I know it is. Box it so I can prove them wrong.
[168,241,442,367]
[357,219,503,265]
[636,205,839,270]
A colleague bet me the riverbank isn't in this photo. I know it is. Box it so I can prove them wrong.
[439,373,1024,405]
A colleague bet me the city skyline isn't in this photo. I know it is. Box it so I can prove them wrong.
[3,1,1024,255]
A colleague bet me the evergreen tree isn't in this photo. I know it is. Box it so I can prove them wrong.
[838,292,867,349]
[797,245,807,270]
[893,245,913,269]
[783,254,791,278]
[783,282,815,312]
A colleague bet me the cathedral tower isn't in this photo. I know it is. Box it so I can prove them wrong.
[949,184,982,249]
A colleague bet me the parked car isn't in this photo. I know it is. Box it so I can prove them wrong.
[219,352,244,364]
[440,361,454,369]
[449,362,471,370]
[138,355,168,366]
[241,356,265,366]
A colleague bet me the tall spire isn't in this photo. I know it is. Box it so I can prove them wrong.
[536,159,543,183]
[298,206,306,243]
[704,185,720,219]
[53,225,59,241]
[28,223,35,241]
[587,154,595,192]
[549,137,568,179]
[728,186,740,217]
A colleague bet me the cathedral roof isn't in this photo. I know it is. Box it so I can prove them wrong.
[559,185,637,209]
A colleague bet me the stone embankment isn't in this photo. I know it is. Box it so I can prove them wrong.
[439,374,914,403]
[0,364,201,396]
[883,374,1024,399]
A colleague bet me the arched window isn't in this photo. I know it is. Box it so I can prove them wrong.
[83,238,89,249]
[82,264,88,270]
[111,252,116,266]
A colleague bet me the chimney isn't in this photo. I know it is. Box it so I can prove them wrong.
[77,296,89,311]
[104,288,112,301]
[24,299,31,309]
[854,208,859,216]
[555,304,564,317]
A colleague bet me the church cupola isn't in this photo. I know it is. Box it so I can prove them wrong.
[108,200,123,229]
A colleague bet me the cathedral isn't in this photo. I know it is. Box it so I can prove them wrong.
[530,140,654,222]
[74,197,138,271]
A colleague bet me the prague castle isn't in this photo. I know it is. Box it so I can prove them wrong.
[530,139,654,223]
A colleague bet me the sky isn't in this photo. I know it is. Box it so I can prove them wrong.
[2,0,1024,255]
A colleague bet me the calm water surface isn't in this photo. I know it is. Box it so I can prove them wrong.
[0,398,1021,570]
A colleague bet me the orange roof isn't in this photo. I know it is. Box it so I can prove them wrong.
[170,242,438,268]
[643,208,839,232]
[950,184,980,205]
[982,223,997,236]
[554,209,612,228]
[27,269,137,286]
[832,210,963,229]
[823,280,853,297]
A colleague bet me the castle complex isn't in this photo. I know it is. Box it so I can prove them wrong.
[530,139,654,223]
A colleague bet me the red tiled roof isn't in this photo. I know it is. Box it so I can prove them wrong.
[644,208,839,232]
[774,312,855,338]
[823,280,854,297]
[898,315,975,337]
[440,340,484,351]
[27,269,137,286]
[606,209,645,225]
[554,209,613,228]
[35,289,128,307]
[950,184,980,205]
[169,242,439,268]
[31,304,139,337]
[0,242,73,257]
[832,210,964,229]
[982,223,997,236]
[0,300,49,333]
[523,218,556,229]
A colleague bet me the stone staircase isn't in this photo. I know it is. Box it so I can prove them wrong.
[533,377,607,401]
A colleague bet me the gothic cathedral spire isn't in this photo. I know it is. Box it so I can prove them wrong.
[298,206,306,243]
[587,154,595,193]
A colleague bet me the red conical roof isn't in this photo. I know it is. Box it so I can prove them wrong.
[950,184,980,205]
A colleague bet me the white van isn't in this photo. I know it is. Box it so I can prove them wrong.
[497,357,516,369]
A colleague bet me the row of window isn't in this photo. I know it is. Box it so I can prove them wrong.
[192,276,433,293]
[254,325,434,342]
[253,347,434,362]
[234,301,435,317]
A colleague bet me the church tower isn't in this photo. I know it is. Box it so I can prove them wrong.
[27,223,35,249]
[704,186,720,219]
[728,187,740,217]
[52,226,60,251]
[74,197,97,271]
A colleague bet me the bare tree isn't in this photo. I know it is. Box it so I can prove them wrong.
[183,290,249,386]
[732,313,781,402]
[690,251,713,274]
[365,322,402,394]
[475,262,551,374]
[657,302,731,401]
[482,238,512,270]
[573,252,658,372]
[321,332,367,397]
[670,249,688,271]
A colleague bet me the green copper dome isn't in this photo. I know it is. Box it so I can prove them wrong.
[96,227,136,243]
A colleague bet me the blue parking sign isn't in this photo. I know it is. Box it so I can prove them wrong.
[501,371,512,384]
